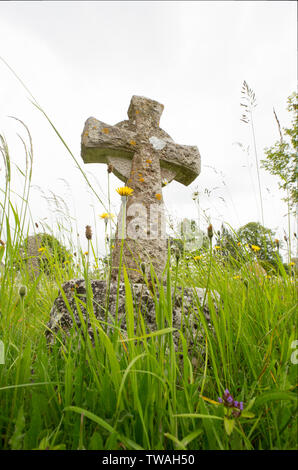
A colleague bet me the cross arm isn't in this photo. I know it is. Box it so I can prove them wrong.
[158,141,201,186]
[81,117,137,165]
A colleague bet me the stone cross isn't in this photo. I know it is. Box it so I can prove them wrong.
[81,95,201,282]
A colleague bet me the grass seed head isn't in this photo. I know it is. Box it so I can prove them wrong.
[85,225,92,240]
[19,285,27,298]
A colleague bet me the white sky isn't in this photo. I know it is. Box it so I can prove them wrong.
[0,1,297,259]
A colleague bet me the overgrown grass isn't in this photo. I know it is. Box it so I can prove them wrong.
[0,116,297,451]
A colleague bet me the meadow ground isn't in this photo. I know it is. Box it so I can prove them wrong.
[0,120,297,451]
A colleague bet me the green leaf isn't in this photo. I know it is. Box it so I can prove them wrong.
[123,265,134,339]
[9,406,25,450]
[254,391,298,408]
[224,416,235,436]
[241,411,255,419]
[245,397,256,411]
[0,245,4,263]
[64,406,115,433]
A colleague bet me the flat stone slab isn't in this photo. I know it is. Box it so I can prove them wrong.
[46,279,219,350]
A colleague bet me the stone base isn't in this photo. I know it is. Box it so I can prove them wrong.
[46,279,219,351]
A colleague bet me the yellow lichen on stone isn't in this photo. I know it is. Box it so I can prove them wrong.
[130,140,136,146]
[102,128,110,134]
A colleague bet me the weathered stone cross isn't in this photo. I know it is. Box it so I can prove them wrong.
[81,95,201,282]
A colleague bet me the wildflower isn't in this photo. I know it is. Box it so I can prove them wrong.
[266,275,271,279]
[218,389,244,418]
[111,245,115,249]
[130,140,136,146]
[116,187,134,197]
[146,159,152,164]
[162,178,168,186]
[237,242,241,247]
[84,251,88,256]
[207,224,213,240]
[85,225,92,240]
[193,255,202,261]
[38,247,46,253]
[139,177,145,182]
[251,245,261,252]
[100,213,114,220]
[155,193,162,201]
[233,275,241,280]
[214,245,221,250]
[19,285,27,298]
[289,262,295,266]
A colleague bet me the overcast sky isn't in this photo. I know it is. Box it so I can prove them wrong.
[0,1,297,259]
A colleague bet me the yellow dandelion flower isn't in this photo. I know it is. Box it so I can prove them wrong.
[38,247,46,252]
[233,275,241,280]
[116,186,134,197]
[84,251,88,256]
[289,262,295,266]
[100,212,114,220]
[237,242,241,246]
[251,245,261,252]
[214,245,221,250]
[139,177,145,182]
[111,245,115,249]
[155,193,162,201]
[193,255,202,261]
